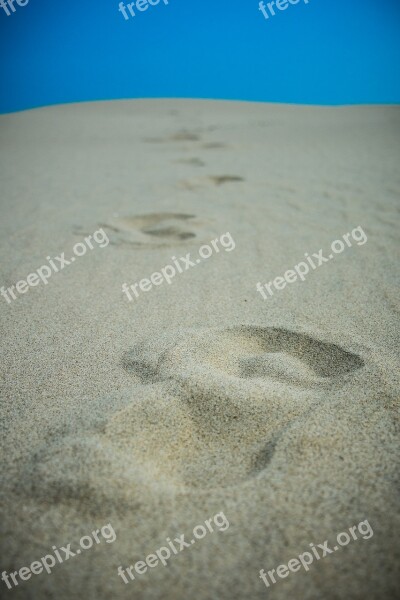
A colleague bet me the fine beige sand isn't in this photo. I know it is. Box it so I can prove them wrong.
[0,100,399,600]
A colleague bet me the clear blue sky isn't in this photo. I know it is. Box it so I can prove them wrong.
[0,0,399,114]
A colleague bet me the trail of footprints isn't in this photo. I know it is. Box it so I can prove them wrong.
[33,127,366,501]
[76,127,244,247]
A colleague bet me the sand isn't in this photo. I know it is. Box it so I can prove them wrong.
[0,99,399,600]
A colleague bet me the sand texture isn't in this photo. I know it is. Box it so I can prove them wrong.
[0,100,399,599]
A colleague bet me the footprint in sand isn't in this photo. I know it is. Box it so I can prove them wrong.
[175,157,206,167]
[209,175,244,186]
[23,326,365,506]
[123,326,364,386]
[143,130,201,143]
[142,131,232,152]
[202,142,230,149]
[119,326,365,489]
[97,213,215,248]
[177,175,245,191]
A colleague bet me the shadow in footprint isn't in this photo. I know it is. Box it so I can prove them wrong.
[227,326,364,383]
[210,175,245,186]
[251,438,279,475]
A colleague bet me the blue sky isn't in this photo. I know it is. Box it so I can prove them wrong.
[0,0,399,113]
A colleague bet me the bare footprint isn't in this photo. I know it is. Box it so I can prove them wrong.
[143,130,201,143]
[124,326,364,386]
[118,325,365,489]
[22,326,365,505]
[176,175,245,191]
[98,213,207,247]
[202,142,229,149]
[175,157,206,167]
[169,131,200,142]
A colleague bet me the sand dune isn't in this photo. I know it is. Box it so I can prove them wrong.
[0,100,399,599]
